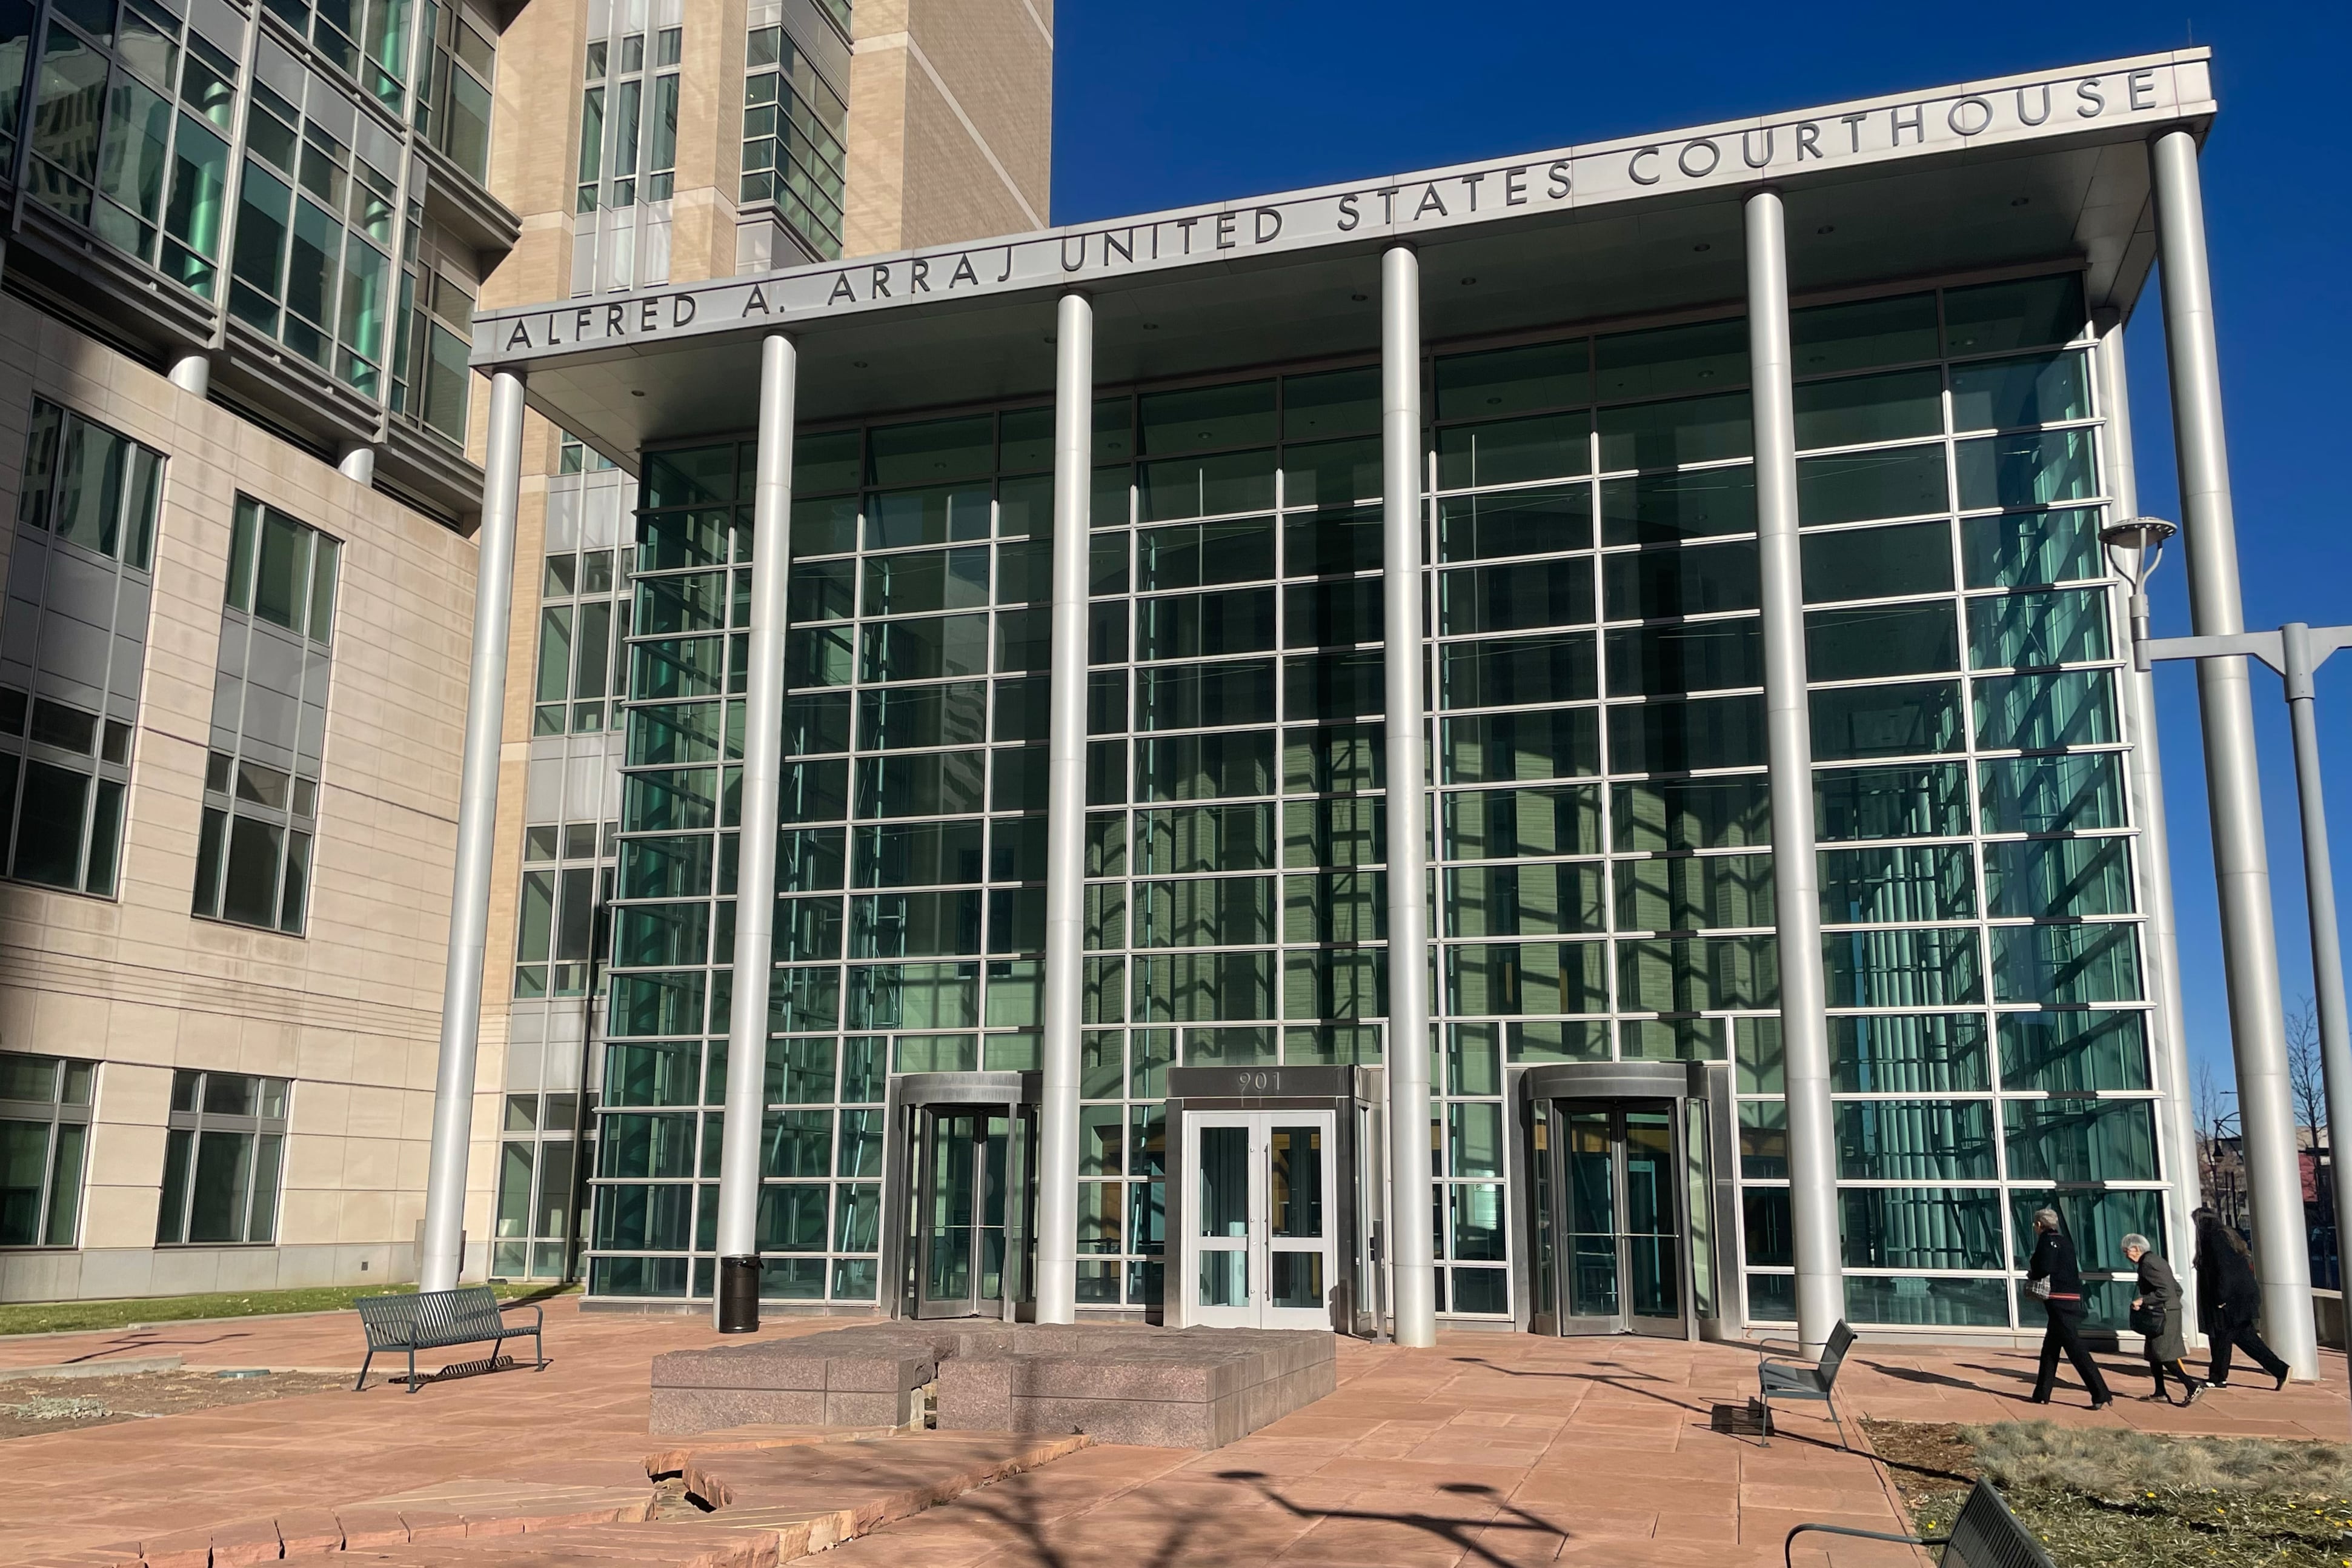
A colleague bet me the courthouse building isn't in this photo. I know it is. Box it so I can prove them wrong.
[445,45,2306,1356]
[0,0,1051,1300]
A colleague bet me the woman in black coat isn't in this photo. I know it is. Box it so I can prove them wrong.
[2193,1206,2290,1389]
[2026,1208,2113,1408]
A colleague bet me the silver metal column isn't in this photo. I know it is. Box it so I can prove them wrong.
[1380,244,1437,1348]
[1744,190,1841,1356]
[2096,314,2201,1314]
[1035,290,1093,1325]
[167,353,212,399]
[420,367,528,1292]
[2281,623,2352,1369]
[2150,126,2317,1377]
[713,331,799,1327]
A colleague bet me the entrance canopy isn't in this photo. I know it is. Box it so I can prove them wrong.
[471,51,2212,467]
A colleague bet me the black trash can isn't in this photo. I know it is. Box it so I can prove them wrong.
[717,1254,761,1333]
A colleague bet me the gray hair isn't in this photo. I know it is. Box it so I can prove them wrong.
[2121,1233,2153,1254]
[2033,1208,2061,1231]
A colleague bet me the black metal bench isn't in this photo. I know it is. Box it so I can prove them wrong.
[355,1285,545,1393]
[1786,1478,2053,1568]
[1759,1318,1855,1448]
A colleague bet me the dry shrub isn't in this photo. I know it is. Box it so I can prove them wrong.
[1961,1420,2352,1499]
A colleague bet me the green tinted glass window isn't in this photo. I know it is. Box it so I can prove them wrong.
[1822,926,1982,1007]
[1797,445,1948,527]
[1613,854,1773,932]
[1441,707,1599,783]
[1598,468,1756,546]
[1979,753,2124,832]
[1991,921,2141,1003]
[1950,350,2090,431]
[1833,1100,1996,1180]
[1793,368,1944,450]
[2002,1096,2156,1183]
[1985,835,2134,919]
[1819,843,1975,923]
[1446,862,1601,938]
[1437,484,1593,562]
[1435,339,1590,420]
[1612,777,1771,852]
[1137,380,1276,453]
[1997,1009,2150,1092]
[1810,680,1965,760]
[1967,587,2111,669]
[1944,274,2085,356]
[1806,604,1959,682]
[1442,786,1601,860]
[1961,508,2103,588]
[1800,520,1953,603]
[1831,1013,1988,1093]
[1790,292,1939,374]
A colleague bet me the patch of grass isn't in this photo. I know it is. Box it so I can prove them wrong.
[1869,1419,2352,1568]
[0,1281,576,1338]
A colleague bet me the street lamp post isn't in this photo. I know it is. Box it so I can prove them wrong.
[2106,515,2352,1394]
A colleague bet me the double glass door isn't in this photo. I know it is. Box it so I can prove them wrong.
[1185,1111,1335,1329]
[914,1108,1018,1318]
[1546,1100,1686,1335]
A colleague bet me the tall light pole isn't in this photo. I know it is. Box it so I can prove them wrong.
[2107,514,2352,1392]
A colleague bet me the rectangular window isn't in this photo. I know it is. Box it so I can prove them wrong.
[196,499,338,934]
[0,1051,96,1247]
[156,1069,290,1244]
[0,400,162,898]
[739,23,846,258]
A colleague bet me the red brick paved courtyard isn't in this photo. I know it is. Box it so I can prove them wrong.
[1,1297,2342,1566]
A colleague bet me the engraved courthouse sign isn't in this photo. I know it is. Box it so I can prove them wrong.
[476,53,2212,364]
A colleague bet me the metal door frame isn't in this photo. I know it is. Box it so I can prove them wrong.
[881,1071,1039,1321]
[1514,1059,1730,1341]
[1164,1064,1375,1333]
[1177,1108,1339,1330]
[1548,1098,1686,1336]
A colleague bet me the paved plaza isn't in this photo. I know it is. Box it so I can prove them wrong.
[1,1297,2343,1566]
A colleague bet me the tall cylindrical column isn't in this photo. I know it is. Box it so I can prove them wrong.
[2150,125,2316,1377]
[2282,624,2352,1366]
[420,367,529,1292]
[1744,190,1841,1356]
[1035,291,1094,1325]
[2096,313,2202,1319]
[713,331,799,1329]
[1380,244,1437,1349]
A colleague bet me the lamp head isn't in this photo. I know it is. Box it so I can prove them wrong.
[2099,515,2178,591]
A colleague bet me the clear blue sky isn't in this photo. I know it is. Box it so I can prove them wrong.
[1051,2,2352,1099]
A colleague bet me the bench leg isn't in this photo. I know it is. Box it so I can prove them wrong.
[1758,1390,1772,1446]
[536,1327,545,1370]
[355,1350,373,1393]
[407,1345,420,1393]
[1829,1397,1849,1453]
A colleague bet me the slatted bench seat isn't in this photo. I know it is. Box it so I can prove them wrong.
[356,1284,545,1393]
[1786,1477,2054,1568]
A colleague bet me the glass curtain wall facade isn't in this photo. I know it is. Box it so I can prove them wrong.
[589,267,2162,1333]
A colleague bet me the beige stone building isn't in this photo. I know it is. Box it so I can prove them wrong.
[0,0,1051,1301]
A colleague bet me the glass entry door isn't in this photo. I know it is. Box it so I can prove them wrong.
[914,1108,1014,1318]
[1549,1100,1686,1336]
[1184,1111,1336,1329]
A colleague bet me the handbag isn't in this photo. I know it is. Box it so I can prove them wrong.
[2025,1276,2051,1301]
[2129,1302,2165,1337]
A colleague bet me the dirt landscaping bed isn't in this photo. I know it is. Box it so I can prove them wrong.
[1865,1418,2352,1567]
[0,1370,351,1439]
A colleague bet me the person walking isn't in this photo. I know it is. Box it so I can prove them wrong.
[2123,1234,2204,1405]
[2026,1208,2113,1409]
[2193,1205,2290,1390]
